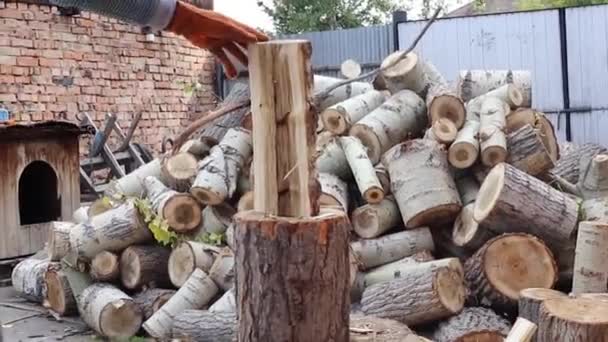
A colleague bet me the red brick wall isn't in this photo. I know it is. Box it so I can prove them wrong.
[0,1,218,155]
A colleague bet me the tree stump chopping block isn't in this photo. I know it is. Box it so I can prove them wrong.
[234,211,350,342]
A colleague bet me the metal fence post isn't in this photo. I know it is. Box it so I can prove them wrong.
[392,10,408,51]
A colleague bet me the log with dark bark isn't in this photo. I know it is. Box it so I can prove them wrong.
[90,251,120,282]
[518,288,567,330]
[363,257,460,290]
[133,288,176,320]
[48,221,74,261]
[120,245,171,290]
[160,151,198,192]
[506,124,555,177]
[551,142,607,184]
[44,264,77,316]
[11,255,51,303]
[431,307,511,342]
[172,310,237,342]
[168,241,218,288]
[506,108,560,164]
[538,297,608,342]
[572,221,608,294]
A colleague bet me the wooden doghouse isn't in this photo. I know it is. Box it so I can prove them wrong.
[0,120,83,260]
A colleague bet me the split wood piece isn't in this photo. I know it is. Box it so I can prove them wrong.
[234,211,350,342]
[383,139,462,228]
[538,297,608,342]
[105,158,162,198]
[133,288,176,320]
[178,138,216,160]
[452,203,495,251]
[72,206,89,224]
[11,257,51,303]
[518,288,567,331]
[120,245,171,290]
[431,307,511,342]
[364,257,461,290]
[316,137,352,180]
[349,89,427,164]
[237,191,254,212]
[44,266,77,316]
[191,146,229,205]
[209,288,236,313]
[160,151,198,192]
[314,74,374,111]
[341,59,362,78]
[78,283,143,338]
[506,108,560,163]
[431,226,474,262]
[425,118,458,144]
[68,199,151,260]
[350,313,418,342]
[479,97,508,167]
[48,221,74,261]
[319,172,350,212]
[572,221,608,294]
[456,70,531,106]
[143,268,219,338]
[464,233,558,311]
[456,175,479,206]
[351,227,435,270]
[360,260,466,326]
[352,196,401,239]
[168,241,218,288]
[90,251,120,282]
[321,90,388,135]
[505,317,537,342]
[249,40,320,218]
[200,203,235,235]
[172,310,237,342]
[577,153,608,199]
[551,143,607,183]
[581,197,608,221]
[340,136,384,204]
[466,84,524,121]
[427,83,466,129]
[144,176,202,233]
[218,127,253,198]
[449,120,480,169]
[506,124,555,176]
[375,163,391,195]
[208,249,235,291]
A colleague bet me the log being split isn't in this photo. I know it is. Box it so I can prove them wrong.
[363,257,460,290]
[144,176,202,233]
[44,265,77,316]
[448,120,480,169]
[464,233,558,311]
[505,317,537,342]
[351,196,401,239]
[321,90,388,135]
[318,172,350,212]
[538,297,608,342]
[431,307,511,342]
[350,313,417,342]
[506,108,560,163]
[11,256,51,303]
[143,268,219,338]
[48,221,74,261]
[90,251,120,282]
[172,310,237,342]
[160,152,198,192]
[316,137,351,180]
[479,97,508,167]
[200,203,236,235]
[340,136,384,204]
[133,288,176,320]
[360,260,466,326]
[78,283,143,338]
[314,74,374,111]
[506,124,555,176]
[349,89,427,164]
[456,70,531,106]
[120,245,171,290]
[383,139,462,228]
[572,221,608,294]
[425,118,458,145]
[168,241,217,288]
[105,158,162,197]
[350,227,435,270]
[518,288,567,328]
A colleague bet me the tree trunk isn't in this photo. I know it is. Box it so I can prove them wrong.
[11,256,51,303]
[321,90,388,135]
[507,124,555,176]
[144,176,202,233]
[479,97,508,167]
[431,307,511,342]
[340,136,384,204]
[572,221,608,294]
[143,268,219,338]
[314,74,374,111]
[464,233,558,311]
[200,203,235,235]
[48,221,74,261]
[427,83,466,129]
[360,261,466,326]
[350,313,417,342]
[104,158,162,197]
[538,297,608,342]
[505,317,537,342]
[518,288,567,330]
[234,211,350,342]
[160,151,199,192]
[507,108,560,164]
[318,172,349,212]
[456,70,531,106]
[351,196,401,239]
[349,89,427,164]
[190,145,229,205]
[78,283,142,338]
[209,288,236,313]
[44,266,77,316]
[578,154,608,199]
[551,143,608,184]
[425,118,458,145]
[449,120,480,169]
[383,139,462,228]
[172,310,237,342]
[168,241,218,288]
[363,257,460,290]
[133,288,176,320]
[316,137,352,180]
[120,245,172,290]
[452,203,495,251]
[208,249,235,291]
[350,227,435,270]
[90,251,120,282]
[68,199,152,260]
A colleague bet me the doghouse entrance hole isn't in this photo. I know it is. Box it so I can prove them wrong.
[19,161,60,225]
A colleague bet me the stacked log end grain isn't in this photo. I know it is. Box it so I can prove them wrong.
[10,50,608,341]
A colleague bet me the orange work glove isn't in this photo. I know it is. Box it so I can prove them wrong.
[166,1,269,79]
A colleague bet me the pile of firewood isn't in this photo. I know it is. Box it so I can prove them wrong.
[10,48,608,341]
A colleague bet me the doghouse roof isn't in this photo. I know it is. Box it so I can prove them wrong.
[0,120,85,142]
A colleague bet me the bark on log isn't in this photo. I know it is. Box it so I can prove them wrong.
[425,118,458,145]
[78,283,143,338]
[120,245,171,290]
[581,197,608,221]
[191,145,229,205]
[383,139,462,228]
[319,172,350,212]
[200,203,235,235]
[172,310,237,342]
[506,108,560,163]
[577,154,608,199]
[362,250,435,286]
[178,138,216,160]
[316,137,351,180]
[427,83,466,129]
[48,221,74,261]
[360,260,466,326]
[456,70,531,106]
[143,268,219,338]
[208,249,235,291]
[352,196,401,239]
[350,313,417,342]
[464,233,558,311]
[144,176,202,233]
[507,124,555,176]
[363,257,460,289]
[209,287,236,313]
[44,266,77,316]
[90,251,120,282]
[552,143,608,184]
[11,256,50,302]
[375,163,391,195]
[505,317,537,342]
[572,221,608,294]
[234,211,350,342]
[321,90,388,135]
[160,152,198,192]
[218,127,253,199]
[479,97,508,167]
[538,297,608,342]
[431,307,511,342]
[518,288,567,328]
[314,74,374,111]
[105,158,162,197]
[349,89,427,164]
[350,227,435,270]
[449,120,480,169]
[133,288,176,320]
[452,203,495,251]
[340,136,384,204]
[168,241,218,288]
[466,84,524,121]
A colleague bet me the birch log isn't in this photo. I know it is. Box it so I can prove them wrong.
[143,268,219,338]
[208,250,235,291]
[316,137,351,180]
[191,145,229,205]
[518,288,567,329]
[318,172,350,211]
[431,307,511,342]
[425,118,458,144]
[133,288,176,320]
[178,138,216,160]
[352,196,401,238]
[48,221,74,261]
[90,251,120,282]
[160,152,198,192]
[572,221,608,294]
[349,89,427,164]
[507,124,555,176]
[72,206,89,224]
[448,120,480,169]
[172,310,237,342]
[44,265,77,316]
[505,318,537,342]
[217,127,253,198]
[340,136,384,204]
[383,139,462,228]
[168,241,217,288]
[538,297,608,342]
[144,176,202,232]
[78,283,143,338]
[375,163,391,195]
[314,74,374,111]
[466,84,524,121]
[350,227,435,270]
[507,108,560,163]
[456,70,531,106]
[209,288,236,313]
[363,257,461,289]
[321,90,388,135]
[120,245,171,290]
[105,158,162,197]
[11,256,51,303]
[200,203,235,235]
[426,83,466,129]
[380,51,426,94]
[464,233,558,311]
[479,97,508,167]
[581,197,608,221]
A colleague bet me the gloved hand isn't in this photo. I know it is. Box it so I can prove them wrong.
[166,1,269,79]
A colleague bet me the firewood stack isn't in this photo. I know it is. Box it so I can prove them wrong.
[10,49,608,341]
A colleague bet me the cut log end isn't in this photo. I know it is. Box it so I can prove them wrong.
[409,203,463,230]
[474,163,506,223]
[432,118,458,144]
[90,251,120,282]
[168,243,198,288]
[449,142,478,169]
[430,97,466,129]
[322,108,348,135]
[99,299,142,337]
[45,270,76,316]
[191,187,224,206]
[364,186,384,204]
[539,297,608,341]
[452,203,481,247]
[482,145,508,167]
[162,152,198,191]
[163,194,202,232]
[349,124,382,164]
[437,267,467,313]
